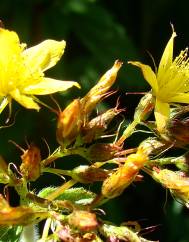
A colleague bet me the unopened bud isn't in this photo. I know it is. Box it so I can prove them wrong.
[72,165,108,183]
[80,60,123,117]
[56,99,82,147]
[68,210,98,231]
[20,144,41,181]
[102,150,148,198]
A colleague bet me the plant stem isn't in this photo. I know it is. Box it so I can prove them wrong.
[116,119,139,146]
[41,218,52,240]
[46,179,77,201]
[42,167,72,176]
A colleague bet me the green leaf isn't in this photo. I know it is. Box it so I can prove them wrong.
[0,226,22,242]
[38,187,96,205]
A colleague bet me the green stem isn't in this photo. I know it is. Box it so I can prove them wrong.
[46,179,77,201]
[42,167,72,176]
[116,93,154,146]
[41,147,64,167]
[41,218,52,240]
[14,178,29,205]
[41,146,89,167]
[116,119,139,146]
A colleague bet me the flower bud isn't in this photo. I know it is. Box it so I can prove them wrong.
[20,144,41,181]
[68,210,98,231]
[80,60,123,118]
[102,149,148,198]
[56,99,82,147]
[71,165,108,183]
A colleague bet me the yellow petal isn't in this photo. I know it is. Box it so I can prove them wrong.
[22,78,80,95]
[0,28,21,65]
[154,99,170,132]
[169,93,189,104]
[10,89,40,110]
[157,28,177,80]
[128,61,158,94]
[23,40,66,71]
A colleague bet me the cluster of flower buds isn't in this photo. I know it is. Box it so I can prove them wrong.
[56,60,123,148]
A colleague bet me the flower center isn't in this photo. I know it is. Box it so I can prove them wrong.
[158,48,189,100]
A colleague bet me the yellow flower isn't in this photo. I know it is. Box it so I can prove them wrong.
[0,28,80,113]
[129,29,189,132]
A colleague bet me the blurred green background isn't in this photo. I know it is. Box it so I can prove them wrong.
[0,0,189,241]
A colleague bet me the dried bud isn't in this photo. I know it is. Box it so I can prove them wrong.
[72,165,108,183]
[68,210,98,231]
[102,149,148,198]
[88,143,121,162]
[82,103,123,143]
[20,144,41,181]
[150,168,189,208]
[56,99,82,147]
[80,60,123,117]
[164,106,189,147]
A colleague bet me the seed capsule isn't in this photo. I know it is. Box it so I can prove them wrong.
[20,144,41,181]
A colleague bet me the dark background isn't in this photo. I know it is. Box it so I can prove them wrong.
[0,0,189,241]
